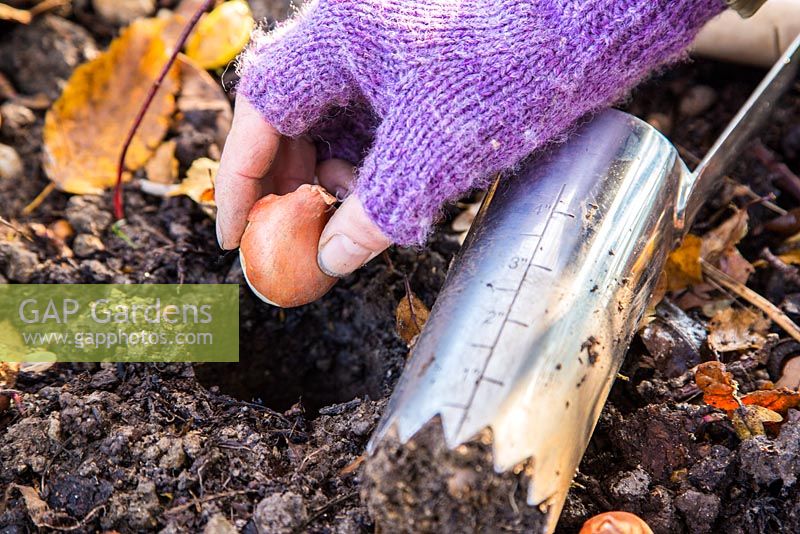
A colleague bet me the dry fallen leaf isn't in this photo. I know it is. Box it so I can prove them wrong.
[695,361,739,411]
[695,360,800,438]
[395,290,430,346]
[185,0,254,70]
[176,55,233,149]
[707,307,770,352]
[717,247,754,285]
[168,157,218,205]
[145,140,179,184]
[666,209,753,308]
[664,234,703,291]
[742,388,800,415]
[701,207,748,263]
[92,0,155,26]
[11,484,86,529]
[43,17,180,194]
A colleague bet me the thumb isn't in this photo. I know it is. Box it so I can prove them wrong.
[317,194,391,277]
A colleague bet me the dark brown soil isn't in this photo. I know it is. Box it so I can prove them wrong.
[2,3,800,533]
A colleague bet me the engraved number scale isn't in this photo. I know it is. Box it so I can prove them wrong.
[456,183,571,436]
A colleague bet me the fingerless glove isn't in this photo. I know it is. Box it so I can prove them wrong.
[237,0,725,245]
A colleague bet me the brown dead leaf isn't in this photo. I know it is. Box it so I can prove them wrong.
[176,55,233,149]
[145,140,179,184]
[707,307,770,352]
[664,234,703,291]
[717,247,754,285]
[395,290,430,346]
[701,207,748,263]
[665,209,751,296]
[695,361,739,410]
[11,483,88,529]
[696,360,800,437]
[43,17,180,194]
[12,485,49,526]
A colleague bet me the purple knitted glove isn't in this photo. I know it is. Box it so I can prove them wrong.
[237,0,725,246]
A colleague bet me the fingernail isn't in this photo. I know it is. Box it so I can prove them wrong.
[318,234,373,277]
[216,220,225,249]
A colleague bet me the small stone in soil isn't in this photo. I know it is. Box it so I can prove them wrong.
[66,196,112,236]
[0,103,36,137]
[253,491,308,533]
[0,143,23,180]
[0,16,99,99]
[0,241,38,282]
[73,233,106,257]
[678,85,717,118]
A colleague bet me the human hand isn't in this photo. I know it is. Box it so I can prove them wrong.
[216,0,724,294]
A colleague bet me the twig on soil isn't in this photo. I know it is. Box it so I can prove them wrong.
[41,435,76,494]
[701,258,800,343]
[0,216,32,241]
[113,0,215,219]
[677,144,786,215]
[29,0,71,17]
[294,491,359,533]
[761,247,800,286]
[22,183,55,216]
[164,489,250,515]
[750,140,800,203]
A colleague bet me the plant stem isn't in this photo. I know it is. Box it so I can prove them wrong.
[113,0,215,220]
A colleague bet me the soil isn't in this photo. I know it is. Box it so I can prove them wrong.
[1,3,800,533]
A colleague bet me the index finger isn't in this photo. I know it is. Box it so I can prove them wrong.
[215,93,281,250]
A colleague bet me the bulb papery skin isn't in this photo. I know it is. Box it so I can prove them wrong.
[239,184,338,308]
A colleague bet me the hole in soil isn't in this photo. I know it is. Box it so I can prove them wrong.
[195,297,394,414]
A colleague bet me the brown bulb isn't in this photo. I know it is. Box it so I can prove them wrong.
[240,184,337,307]
[579,511,654,534]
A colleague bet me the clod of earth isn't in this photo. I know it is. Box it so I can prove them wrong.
[240,184,338,307]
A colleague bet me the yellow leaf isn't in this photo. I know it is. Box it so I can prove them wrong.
[185,0,254,70]
[778,249,800,266]
[664,234,703,291]
[42,17,180,194]
[168,157,218,205]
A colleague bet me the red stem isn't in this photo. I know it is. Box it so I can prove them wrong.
[113,0,215,220]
